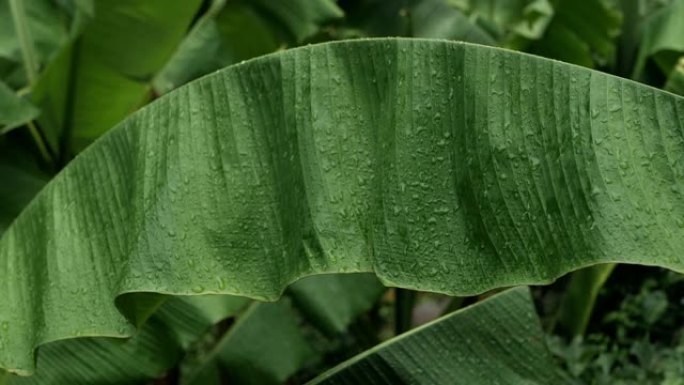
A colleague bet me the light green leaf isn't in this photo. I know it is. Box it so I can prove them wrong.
[182,273,385,384]
[183,301,318,385]
[615,0,670,78]
[308,287,574,384]
[63,0,203,152]
[5,317,182,385]
[411,0,496,45]
[156,295,250,349]
[556,264,616,336]
[450,0,554,41]
[633,0,684,78]
[289,273,385,336]
[0,0,71,86]
[0,81,39,134]
[665,56,684,95]
[3,295,246,385]
[2,38,684,375]
[30,41,73,152]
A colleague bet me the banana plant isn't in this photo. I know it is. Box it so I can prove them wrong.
[2,0,684,384]
[1,36,683,376]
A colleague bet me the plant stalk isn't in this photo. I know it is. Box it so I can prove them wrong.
[27,121,54,166]
[395,288,415,335]
[8,0,56,166]
[8,0,38,84]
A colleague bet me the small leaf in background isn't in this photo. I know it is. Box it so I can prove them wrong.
[411,0,496,44]
[528,0,622,68]
[288,274,385,336]
[633,0,684,79]
[449,0,554,43]
[555,264,616,337]
[183,301,318,385]
[0,81,39,134]
[154,0,344,95]
[664,56,684,95]
[153,0,279,95]
[64,0,203,153]
[0,0,71,88]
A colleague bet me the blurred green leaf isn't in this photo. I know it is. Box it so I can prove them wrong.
[411,0,496,44]
[529,0,622,68]
[155,295,250,349]
[183,301,318,385]
[247,0,343,43]
[449,0,554,42]
[288,274,385,336]
[153,0,278,95]
[0,142,48,234]
[556,264,616,337]
[664,57,684,95]
[61,0,203,153]
[154,0,343,95]
[0,81,39,134]
[633,0,684,79]
[0,0,71,87]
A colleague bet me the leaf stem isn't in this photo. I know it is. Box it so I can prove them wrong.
[394,288,415,335]
[8,0,38,84]
[27,121,54,165]
[8,0,56,166]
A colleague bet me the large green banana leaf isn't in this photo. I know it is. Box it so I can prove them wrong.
[5,295,248,385]
[1,274,381,384]
[2,38,684,375]
[308,287,574,384]
[4,317,182,385]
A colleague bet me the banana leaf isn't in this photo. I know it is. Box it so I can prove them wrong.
[308,287,575,384]
[1,38,684,375]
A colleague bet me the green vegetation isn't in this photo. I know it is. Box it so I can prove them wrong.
[1,0,684,384]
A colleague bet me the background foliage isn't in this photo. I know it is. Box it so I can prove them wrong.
[1,0,684,384]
